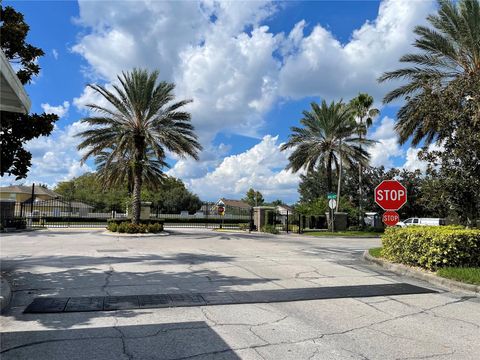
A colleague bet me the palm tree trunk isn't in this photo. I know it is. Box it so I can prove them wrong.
[358,131,363,228]
[131,164,142,224]
[327,153,333,193]
[336,142,342,213]
[131,135,145,225]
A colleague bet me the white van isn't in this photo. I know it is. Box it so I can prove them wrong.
[397,218,446,227]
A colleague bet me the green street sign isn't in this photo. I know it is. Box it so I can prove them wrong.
[327,193,337,199]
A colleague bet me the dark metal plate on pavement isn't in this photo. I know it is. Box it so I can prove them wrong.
[138,294,171,308]
[24,283,436,314]
[24,297,69,313]
[104,295,140,310]
[64,296,104,312]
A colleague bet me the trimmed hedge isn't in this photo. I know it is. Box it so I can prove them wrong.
[1,217,27,230]
[261,224,279,234]
[381,226,480,271]
[107,220,164,233]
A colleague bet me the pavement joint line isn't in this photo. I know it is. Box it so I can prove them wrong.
[23,283,437,314]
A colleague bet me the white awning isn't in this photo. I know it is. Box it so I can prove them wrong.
[0,49,31,114]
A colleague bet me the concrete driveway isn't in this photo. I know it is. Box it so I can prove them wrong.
[1,228,478,359]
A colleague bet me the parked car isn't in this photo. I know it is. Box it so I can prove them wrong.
[396,217,446,227]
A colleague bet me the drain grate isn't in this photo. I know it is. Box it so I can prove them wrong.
[24,283,437,314]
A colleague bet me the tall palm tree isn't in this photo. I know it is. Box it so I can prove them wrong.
[281,100,375,214]
[77,69,202,224]
[379,0,480,145]
[95,147,169,194]
[349,93,379,227]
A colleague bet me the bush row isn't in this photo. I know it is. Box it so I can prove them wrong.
[1,217,27,230]
[381,226,480,270]
[107,221,164,233]
[261,224,279,234]
[109,218,248,225]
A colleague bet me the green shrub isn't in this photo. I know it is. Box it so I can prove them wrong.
[118,222,127,233]
[261,224,279,234]
[284,224,299,232]
[108,221,163,233]
[107,222,118,232]
[238,223,250,230]
[381,226,480,270]
[147,223,163,233]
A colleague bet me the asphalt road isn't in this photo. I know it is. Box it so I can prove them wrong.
[1,228,479,359]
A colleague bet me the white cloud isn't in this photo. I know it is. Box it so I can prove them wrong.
[41,101,70,118]
[174,25,281,142]
[403,147,427,172]
[52,49,59,60]
[368,116,403,168]
[73,1,214,82]
[184,135,300,202]
[278,0,435,102]
[0,121,93,188]
[403,143,444,172]
[67,0,437,200]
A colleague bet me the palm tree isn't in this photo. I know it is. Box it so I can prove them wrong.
[349,93,379,227]
[77,69,202,224]
[281,100,375,220]
[95,147,169,194]
[379,0,480,145]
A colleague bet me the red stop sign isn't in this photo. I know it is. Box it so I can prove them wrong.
[217,206,225,215]
[382,211,400,227]
[375,180,407,210]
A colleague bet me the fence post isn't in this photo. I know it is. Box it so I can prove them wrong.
[286,210,289,234]
[248,207,254,232]
[30,183,35,215]
[68,199,72,228]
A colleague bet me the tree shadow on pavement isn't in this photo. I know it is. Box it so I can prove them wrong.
[1,253,277,329]
[0,321,241,360]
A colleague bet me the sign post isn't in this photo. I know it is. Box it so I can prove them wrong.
[382,211,400,227]
[216,200,225,229]
[327,193,337,232]
[375,180,407,227]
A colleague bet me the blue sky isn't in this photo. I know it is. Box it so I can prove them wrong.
[2,0,437,203]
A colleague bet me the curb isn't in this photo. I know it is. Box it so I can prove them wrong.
[0,276,12,312]
[363,250,480,294]
[101,231,170,237]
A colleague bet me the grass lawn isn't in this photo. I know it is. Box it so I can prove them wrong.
[436,267,480,285]
[304,231,382,237]
[368,247,383,258]
[368,247,480,286]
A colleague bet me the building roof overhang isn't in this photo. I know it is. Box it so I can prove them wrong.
[0,49,31,114]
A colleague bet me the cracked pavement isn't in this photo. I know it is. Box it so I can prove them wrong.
[1,228,479,359]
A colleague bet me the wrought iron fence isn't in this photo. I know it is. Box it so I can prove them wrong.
[0,197,254,230]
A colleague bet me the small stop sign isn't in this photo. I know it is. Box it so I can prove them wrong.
[382,211,400,227]
[375,180,407,210]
